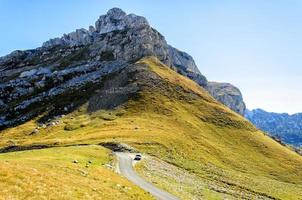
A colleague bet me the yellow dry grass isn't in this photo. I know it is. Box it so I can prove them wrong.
[0,57,302,199]
[0,145,153,200]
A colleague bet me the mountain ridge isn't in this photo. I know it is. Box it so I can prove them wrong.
[246,108,302,147]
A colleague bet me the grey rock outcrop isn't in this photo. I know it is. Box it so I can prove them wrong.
[95,8,149,34]
[206,82,246,115]
[0,59,127,128]
[43,28,93,47]
[168,46,200,74]
[168,46,207,87]
[42,8,150,49]
[19,67,51,78]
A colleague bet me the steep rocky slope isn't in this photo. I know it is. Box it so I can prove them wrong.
[246,109,302,147]
[0,8,246,128]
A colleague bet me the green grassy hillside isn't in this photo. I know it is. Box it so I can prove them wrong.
[0,57,301,199]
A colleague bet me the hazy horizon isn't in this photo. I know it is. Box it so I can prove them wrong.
[1,0,301,114]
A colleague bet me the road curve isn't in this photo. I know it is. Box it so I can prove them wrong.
[116,152,180,200]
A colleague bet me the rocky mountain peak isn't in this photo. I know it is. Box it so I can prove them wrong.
[40,8,207,87]
[0,8,246,129]
[95,8,149,34]
[106,7,127,19]
[43,8,150,48]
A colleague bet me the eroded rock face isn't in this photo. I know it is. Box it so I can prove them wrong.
[0,58,127,128]
[40,8,203,79]
[168,46,207,87]
[168,46,200,74]
[95,8,149,34]
[43,29,93,47]
[206,82,246,115]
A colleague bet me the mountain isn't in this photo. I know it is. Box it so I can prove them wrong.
[0,8,246,128]
[245,109,302,147]
[0,8,302,200]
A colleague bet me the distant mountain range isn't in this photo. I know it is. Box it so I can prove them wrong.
[245,109,302,147]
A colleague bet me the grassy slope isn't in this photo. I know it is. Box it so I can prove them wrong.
[0,145,153,200]
[0,57,302,199]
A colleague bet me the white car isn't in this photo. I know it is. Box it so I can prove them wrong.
[134,154,142,161]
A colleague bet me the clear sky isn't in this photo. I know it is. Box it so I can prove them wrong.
[1,0,301,114]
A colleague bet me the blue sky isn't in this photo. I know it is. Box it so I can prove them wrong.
[1,0,301,114]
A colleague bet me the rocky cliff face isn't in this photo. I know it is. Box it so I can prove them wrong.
[245,109,302,147]
[42,8,207,86]
[0,8,245,128]
[168,46,207,87]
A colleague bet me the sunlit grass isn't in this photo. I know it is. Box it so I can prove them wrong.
[0,57,302,199]
[0,145,153,200]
